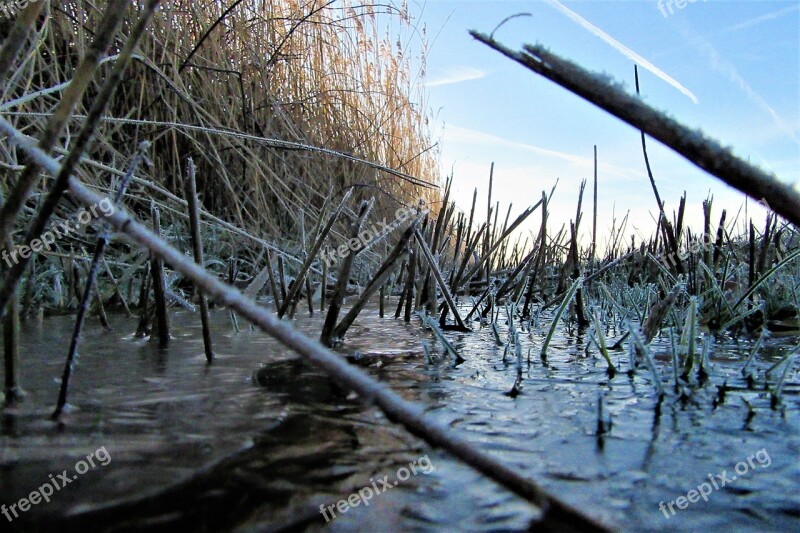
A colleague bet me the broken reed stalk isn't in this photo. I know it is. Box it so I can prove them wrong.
[401,245,418,322]
[53,148,140,418]
[332,221,418,340]
[227,258,240,332]
[0,0,162,320]
[452,223,486,290]
[570,221,589,328]
[395,259,406,292]
[394,258,411,318]
[184,158,213,364]
[426,256,438,317]
[320,200,371,347]
[150,205,170,347]
[43,160,611,532]
[0,190,22,405]
[756,212,773,277]
[277,255,288,306]
[414,218,431,311]
[633,65,683,274]
[21,258,35,320]
[88,268,111,331]
[494,245,536,304]
[412,228,468,331]
[464,285,491,322]
[305,277,314,316]
[54,252,104,418]
[457,203,540,292]
[591,145,598,264]
[319,251,327,312]
[264,248,281,309]
[703,198,713,268]
[449,218,464,288]
[471,32,800,230]
[430,176,452,258]
[278,189,352,318]
[541,276,583,362]
[464,188,477,262]
[103,257,132,317]
[523,192,547,318]
[485,164,494,284]
[3,292,21,405]
[135,263,151,337]
[69,257,81,307]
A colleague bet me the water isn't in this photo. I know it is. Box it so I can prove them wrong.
[0,303,798,531]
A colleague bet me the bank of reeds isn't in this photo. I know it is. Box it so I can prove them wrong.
[1,4,798,530]
[1,0,439,281]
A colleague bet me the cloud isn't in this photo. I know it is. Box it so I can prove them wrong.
[425,66,486,87]
[722,4,800,33]
[446,125,586,163]
[542,0,700,104]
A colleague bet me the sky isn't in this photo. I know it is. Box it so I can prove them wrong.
[403,0,800,252]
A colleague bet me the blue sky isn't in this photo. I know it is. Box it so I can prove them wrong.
[406,0,799,250]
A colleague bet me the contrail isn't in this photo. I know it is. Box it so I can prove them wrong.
[684,30,800,147]
[723,3,800,33]
[542,0,699,104]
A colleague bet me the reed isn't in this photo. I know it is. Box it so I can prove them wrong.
[150,204,171,346]
[0,0,441,328]
[589,308,616,376]
[135,263,151,337]
[332,219,418,340]
[184,158,214,363]
[2,291,21,405]
[53,144,608,531]
[320,200,371,346]
[278,190,352,318]
[53,147,140,417]
[541,276,583,362]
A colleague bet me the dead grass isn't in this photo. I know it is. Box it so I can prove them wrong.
[0,1,440,263]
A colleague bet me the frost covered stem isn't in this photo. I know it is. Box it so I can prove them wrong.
[470,31,800,229]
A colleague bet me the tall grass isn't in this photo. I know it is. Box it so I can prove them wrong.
[1,0,439,271]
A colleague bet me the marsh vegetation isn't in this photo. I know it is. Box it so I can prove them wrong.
[0,2,797,531]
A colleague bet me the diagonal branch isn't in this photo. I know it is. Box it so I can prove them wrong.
[0,115,612,533]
